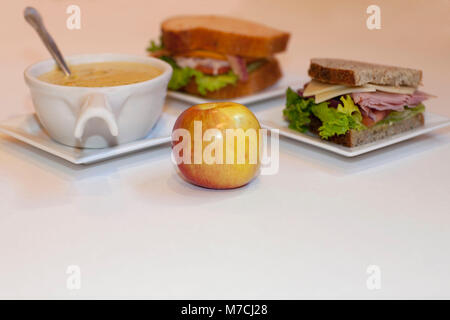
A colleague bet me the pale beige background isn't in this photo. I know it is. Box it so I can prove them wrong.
[1,0,449,120]
[1,0,450,299]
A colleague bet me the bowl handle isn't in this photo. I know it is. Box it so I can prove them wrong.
[74,92,119,139]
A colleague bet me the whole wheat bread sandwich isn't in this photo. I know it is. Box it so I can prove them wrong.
[147,15,290,99]
[283,58,433,147]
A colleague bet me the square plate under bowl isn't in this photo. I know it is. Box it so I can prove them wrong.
[0,112,175,164]
[167,73,304,105]
[259,105,450,157]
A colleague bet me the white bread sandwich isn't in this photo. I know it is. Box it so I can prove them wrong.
[283,58,433,147]
[147,15,290,99]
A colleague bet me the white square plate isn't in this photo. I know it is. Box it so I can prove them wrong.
[0,112,175,164]
[259,105,450,157]
[167,73,304,105]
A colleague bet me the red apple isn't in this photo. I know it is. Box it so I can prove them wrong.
[172,102,261,189]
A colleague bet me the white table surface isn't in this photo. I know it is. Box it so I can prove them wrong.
[1,0,449,299]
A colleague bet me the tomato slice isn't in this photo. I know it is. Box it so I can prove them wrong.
[362,110,390,127]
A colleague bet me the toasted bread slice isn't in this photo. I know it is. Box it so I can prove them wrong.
[309,58,422,87]
[309,113,424,147]
[162,15,290,58]
[182,58,282,99]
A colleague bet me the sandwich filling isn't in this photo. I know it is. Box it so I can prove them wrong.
[147,39,267,95]
[284,81,431,140]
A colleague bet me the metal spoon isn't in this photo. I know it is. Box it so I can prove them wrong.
[24,6,72,76]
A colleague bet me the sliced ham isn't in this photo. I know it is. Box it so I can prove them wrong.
[173,55,250,79]
[174,56,231,75]
[297,87,431,127]
[352,90,430,126]
[227,55,249,81]
[352,91,430,113]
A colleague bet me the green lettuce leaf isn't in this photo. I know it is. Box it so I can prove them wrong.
[168,67,198,91]
[159,56,177,68]
[283,89,366,139]
[311,95,365,139]
[150,44,239,94]
[158,56,197,90]
[311,102,354,139]
[168,67,237,95]
[146,37,164,53]
[194,71,238,95]
[156,56,193,90]
[336,95,365,131]
[376,104,425,125]
[337,95,362,122]
[283,88,426,140]
[247,60,264,73]
[283,88,314,132]
[158,56,238,94]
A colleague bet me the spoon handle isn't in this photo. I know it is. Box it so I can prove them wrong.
[24,7,72,76]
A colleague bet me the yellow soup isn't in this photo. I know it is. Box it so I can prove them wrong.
[38,61,163,87]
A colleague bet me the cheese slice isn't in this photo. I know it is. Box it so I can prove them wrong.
[175,50,228,61]
[365,83,416,95]
[315,87,376,103]
[303,80,347,97]
[304,79,418,103]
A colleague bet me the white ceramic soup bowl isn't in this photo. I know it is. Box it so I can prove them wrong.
[24,53,172,148]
